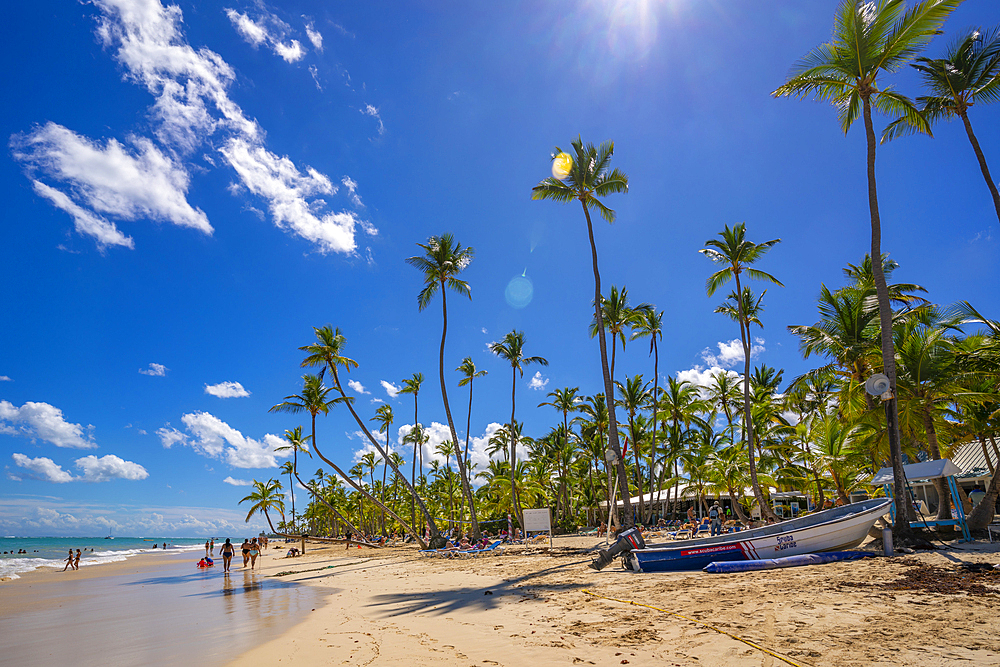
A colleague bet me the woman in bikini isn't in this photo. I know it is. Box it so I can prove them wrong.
[241,538,252,567]
[249,538,260,569]
[220,538,235,572]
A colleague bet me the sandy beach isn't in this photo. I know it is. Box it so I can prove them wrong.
[2,535,999,666]
[230,535,1000,667]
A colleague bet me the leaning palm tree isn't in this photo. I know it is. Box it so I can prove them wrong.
[280,426,359,538]
[300,326,438,546]
[240,478,287,535]
[406,234,482,539]
[884,27,1000,224]
[701,223,783,519]
[773,0,960,537]
[532,136,634,527]
[456,357,487,470]
[489,329,548,528]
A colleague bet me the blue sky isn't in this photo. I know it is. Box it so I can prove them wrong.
[2,0,998,537]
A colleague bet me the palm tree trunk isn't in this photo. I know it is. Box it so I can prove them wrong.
[295,468,360,536]
[411,394,418,537]
[862,95,910,537]
[437,286,481,540]
[581,200,633,527]
[328,370,439,545]
[649,340,659,521]
[960,111,1000,225]
[509,367,525,528]
[968,441,999,530]
[733,271,775,521]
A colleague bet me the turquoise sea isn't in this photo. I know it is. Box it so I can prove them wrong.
[0,536,209,579]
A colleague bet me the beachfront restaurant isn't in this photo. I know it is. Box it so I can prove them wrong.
[591,485,786,526]
[904,440,998,516]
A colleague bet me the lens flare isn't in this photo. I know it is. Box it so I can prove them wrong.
[551,152,573,181]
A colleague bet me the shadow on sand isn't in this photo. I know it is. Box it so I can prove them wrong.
[366,558,592,618]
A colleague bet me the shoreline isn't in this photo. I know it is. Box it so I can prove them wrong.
[0,544,332,666]
[3,534,999,666]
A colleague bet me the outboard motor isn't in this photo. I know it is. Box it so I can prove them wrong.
[588,527,645,571]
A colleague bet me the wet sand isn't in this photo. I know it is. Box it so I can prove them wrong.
[0,548,332,666]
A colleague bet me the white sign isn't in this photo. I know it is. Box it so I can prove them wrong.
[522,508,552,532]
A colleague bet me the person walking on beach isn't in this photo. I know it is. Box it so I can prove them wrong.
[205,539,211,557]
[73,549,81,570]
[209,538,215,556]
[62,550,74,572]
[249,538,260,570]
[241,539,251,567]
[220,539,235,573]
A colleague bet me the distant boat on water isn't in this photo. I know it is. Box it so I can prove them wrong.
[104,535,114,540]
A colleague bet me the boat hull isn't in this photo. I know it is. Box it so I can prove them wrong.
[629,499,890,573]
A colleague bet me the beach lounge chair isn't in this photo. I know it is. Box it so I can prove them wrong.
[455,540,504,558]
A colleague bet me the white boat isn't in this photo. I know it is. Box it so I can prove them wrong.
[625,499,890,572]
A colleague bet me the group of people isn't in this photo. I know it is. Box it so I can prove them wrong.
[62,549,82,571]
[3,549,37,554]
[202,537,268,573]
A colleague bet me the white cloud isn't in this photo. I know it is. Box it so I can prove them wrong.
[139,362,168,377]
[204,381,250,398]
[700,338,765,369]
[80,0,364,255]
[0,400,96,449]
[361,104,385,135]
[527,371,549,391]
[347,379,369,394]
[0,376,12,382]
[31,181,134,249]
[225,9,267,45]
[380,380,401,398]
[220,137,363,254]
[675,366,742,399]
[273,40,304,63]
[12,453,74,483]
[308,65,322,91]
[341,176,363,208]
[12,123,211,244]
[225,8,305,63]
[304,20,323,51]
[157,411,289,468]
[75,454,149,482]
[223,476,252,486]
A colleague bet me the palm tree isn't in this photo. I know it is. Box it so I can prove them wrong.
[278,461,297,530]
[631,307,664,524]
[701,223,783,519]
[456,357,488,469]
[398,372,425,508]
[370,404,394,535]
[532,136,634,527]
[589,286,650,381]
[885,27,1000,224]
[240,478,286,535]
[489,329,548,527]
[269,375,335,480]
[539,387,581,525]
[300,325,438,546]
[406,234,481,540]
[616,374,650,520]
[773,0,960,537]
